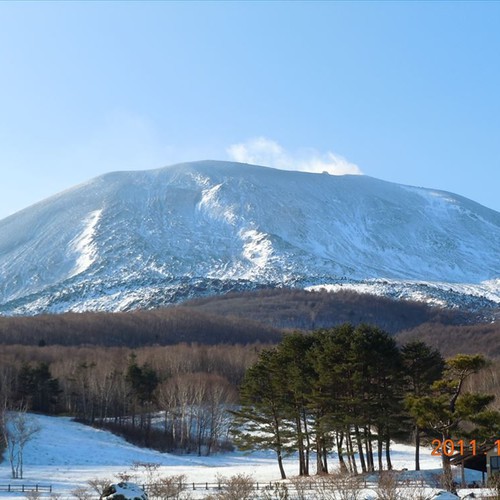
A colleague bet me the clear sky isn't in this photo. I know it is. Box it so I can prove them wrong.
[0,1,499,219]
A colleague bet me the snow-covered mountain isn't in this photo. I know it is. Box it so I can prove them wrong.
[1,160,500,315]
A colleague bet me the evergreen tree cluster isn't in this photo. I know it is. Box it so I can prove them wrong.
[16,362,60,414]
[232,323,500,485]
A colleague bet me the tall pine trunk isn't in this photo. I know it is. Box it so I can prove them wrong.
[322,444,329,474]
[302,408,310,475]
[346,428,358,475]
[385,433,393,471]
[336,431,348,472]
[442,453,455,493]
[414,425,420,471]
[316,434,327,474]
[441,433,455,493]
[377,433,383,471]
[355,425,367,473]
[365,426,374,471]
[273,414,287,480]
[296,415,306,476]
[277,449,287,480]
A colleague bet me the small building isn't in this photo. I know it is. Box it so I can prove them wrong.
[486,446,500,478]
[449,443,499,486]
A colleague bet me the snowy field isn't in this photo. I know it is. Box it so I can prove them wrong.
[0,414,492,499]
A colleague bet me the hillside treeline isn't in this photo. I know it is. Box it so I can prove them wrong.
[0,307,282,346]
[398,322,500,359]
[1,289,499,359]
[184,288,475,332]
[185,289,500,358]
[0,343,265,454]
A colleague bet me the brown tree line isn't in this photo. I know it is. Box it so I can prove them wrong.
[184,288,475,332]
[1,288,480,348]
[398,322,500,359]
[0,307,282,346]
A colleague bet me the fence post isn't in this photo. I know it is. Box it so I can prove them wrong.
[192,482,195,490]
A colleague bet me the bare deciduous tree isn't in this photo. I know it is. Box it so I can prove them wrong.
[1,408,41,479]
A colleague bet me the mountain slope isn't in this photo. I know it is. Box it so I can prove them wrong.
[1,160,499,315]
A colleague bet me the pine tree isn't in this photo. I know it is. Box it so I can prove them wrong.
[350,324,404,472]
[307,325,356,474]
[406,354,500,493]
[17,362,60,414]
[125,356,159,436]
[230,349,293,479]
[401,340,445,471]
[276,332,317,475]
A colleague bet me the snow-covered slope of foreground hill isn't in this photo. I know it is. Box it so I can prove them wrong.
[308,278,500,311]
[1,160,500,315]
[0,414,489,499]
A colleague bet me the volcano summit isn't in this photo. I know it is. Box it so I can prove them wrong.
[1,161,499,315]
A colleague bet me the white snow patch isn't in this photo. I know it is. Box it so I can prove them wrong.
[240,228,273,269]
[197,182,237,225]
[400,186,459,210]
[69,209,102,277]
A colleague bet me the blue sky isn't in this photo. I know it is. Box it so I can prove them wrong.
[0,1,499,219]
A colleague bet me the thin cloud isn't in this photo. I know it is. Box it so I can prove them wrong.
[226,137,362,175]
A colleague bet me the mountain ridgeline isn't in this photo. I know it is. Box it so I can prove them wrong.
[0,160,499,316]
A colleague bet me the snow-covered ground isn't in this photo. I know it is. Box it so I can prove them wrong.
[0,414,492,499]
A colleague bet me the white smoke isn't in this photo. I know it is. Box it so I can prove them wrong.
[227,137,362,175]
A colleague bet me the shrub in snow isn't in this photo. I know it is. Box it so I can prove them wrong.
[205,474,254,500]
[147,475,188,500]
[314,471,365,500]
[72,487,92,500]
[100,482,148,500]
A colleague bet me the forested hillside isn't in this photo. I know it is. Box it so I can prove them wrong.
[183,288,477,332]
[0,306,281,346]
[1,289,500,357]
[398,322,500,358]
